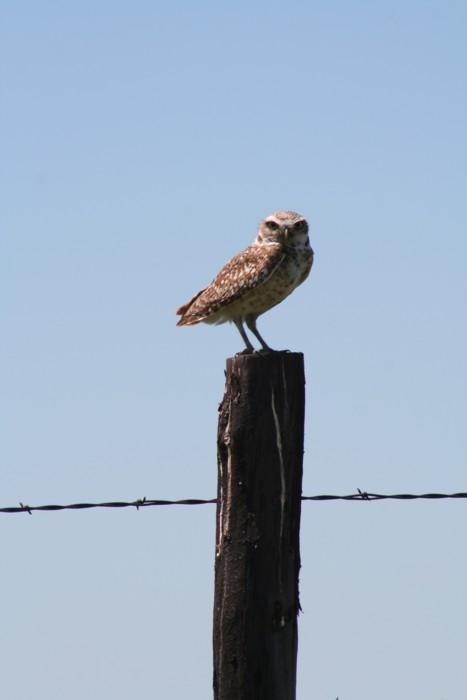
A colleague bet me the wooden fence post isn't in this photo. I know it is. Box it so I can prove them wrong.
[213,352,306,700]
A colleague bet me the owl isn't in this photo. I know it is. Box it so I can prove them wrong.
[176,211,314,352]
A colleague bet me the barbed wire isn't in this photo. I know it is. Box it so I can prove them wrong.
[1,491,467,515]
[302,490,467,501]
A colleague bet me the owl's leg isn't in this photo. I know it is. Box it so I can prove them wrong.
[234,319,255,353]
[245,317,272,352]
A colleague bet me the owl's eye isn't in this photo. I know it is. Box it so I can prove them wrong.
[294,220,305,230]
[266,221,279,231]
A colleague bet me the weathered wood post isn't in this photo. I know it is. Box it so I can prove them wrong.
[213,351,306,700]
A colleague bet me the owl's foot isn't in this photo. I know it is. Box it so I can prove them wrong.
[254,347,275,354]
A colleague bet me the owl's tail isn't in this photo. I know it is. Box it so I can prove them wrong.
[176,288,207,326]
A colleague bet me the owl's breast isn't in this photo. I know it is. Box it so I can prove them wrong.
[214,243,313,322]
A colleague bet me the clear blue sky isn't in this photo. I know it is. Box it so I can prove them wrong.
[1,1,466,698]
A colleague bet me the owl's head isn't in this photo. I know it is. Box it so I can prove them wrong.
[257,211,309,246]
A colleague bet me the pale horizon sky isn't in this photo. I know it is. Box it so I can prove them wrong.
[1,1,466,699]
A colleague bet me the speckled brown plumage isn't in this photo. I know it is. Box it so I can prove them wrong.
[176,211,314,352]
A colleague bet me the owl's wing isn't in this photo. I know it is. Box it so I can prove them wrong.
[176,242,285,325]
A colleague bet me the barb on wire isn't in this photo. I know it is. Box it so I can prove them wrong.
[1,492,466,515]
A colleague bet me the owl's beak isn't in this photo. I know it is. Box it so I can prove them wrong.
[283,226,290,241]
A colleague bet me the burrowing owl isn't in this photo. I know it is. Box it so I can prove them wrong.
[176,211,314,352]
